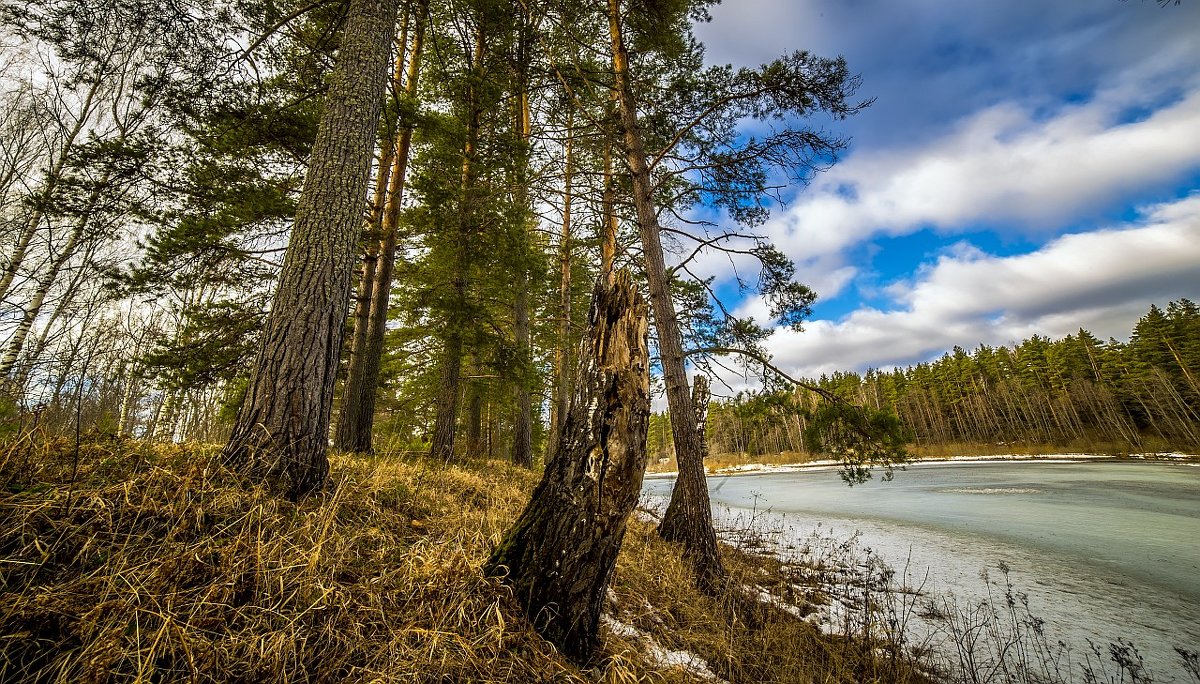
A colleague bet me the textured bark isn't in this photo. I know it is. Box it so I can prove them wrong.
[548,113,574,453]
[486,269,650,663]
[335,1,425,454]
[222,0,400,497]
[606,0,726,593]
[511,84,533,468]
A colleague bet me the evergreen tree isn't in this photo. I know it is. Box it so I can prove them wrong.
[222,0,402,496]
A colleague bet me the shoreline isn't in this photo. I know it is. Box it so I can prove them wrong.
[644,451,1199,479]
[641,456,1200,680]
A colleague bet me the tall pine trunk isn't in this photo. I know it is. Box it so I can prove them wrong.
[223,0,400,497]
[549,111,574,452]
[486,269,650,663]
[605,0,726,592]
[336,1,426,454]
[511,81,534,468]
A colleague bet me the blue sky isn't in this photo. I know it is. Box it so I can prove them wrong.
[683,0,1200,389]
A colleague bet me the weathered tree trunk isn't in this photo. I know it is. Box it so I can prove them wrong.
[222,0,400,497]
[486,269,650,663]
[606,0,726,593]
[336,2,425,454]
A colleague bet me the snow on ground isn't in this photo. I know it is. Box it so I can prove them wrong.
[600,615,728,683]
[638,493,898,640]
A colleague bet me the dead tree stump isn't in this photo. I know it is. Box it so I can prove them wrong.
[485,269,650,663]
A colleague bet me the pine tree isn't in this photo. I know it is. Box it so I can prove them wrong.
[222,0,401,497]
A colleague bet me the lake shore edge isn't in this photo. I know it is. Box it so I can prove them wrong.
[645,450,1200,479]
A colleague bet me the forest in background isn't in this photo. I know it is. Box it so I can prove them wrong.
[675,299,1200,461]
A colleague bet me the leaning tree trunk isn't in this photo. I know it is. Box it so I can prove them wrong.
[222,0,399,498]
[335,0,426,454]
[486,269,650,663]
[606,0,726,593]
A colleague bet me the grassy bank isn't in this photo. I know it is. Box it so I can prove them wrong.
[0,436,932,683]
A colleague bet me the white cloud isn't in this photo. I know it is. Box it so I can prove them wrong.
[684,75,1200,310]
[682,0,1200,398]
[712,194,1200,388]
[763,87,1200,265]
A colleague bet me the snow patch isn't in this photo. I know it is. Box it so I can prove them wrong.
[600,615,728,682]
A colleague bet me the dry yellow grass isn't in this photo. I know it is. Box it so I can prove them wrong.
[0,435,931,683]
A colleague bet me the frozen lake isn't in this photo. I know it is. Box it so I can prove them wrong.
[643,460,1200,679]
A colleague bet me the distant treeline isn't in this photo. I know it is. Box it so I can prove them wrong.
[688,300,1200,457]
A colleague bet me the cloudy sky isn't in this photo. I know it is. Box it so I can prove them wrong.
[685,0,1200,390]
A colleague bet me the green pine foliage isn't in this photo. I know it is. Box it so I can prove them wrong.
[706,299,1200,458]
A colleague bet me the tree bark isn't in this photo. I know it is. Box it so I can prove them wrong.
[335,0,425,454]
[548,111,574,454]
[511,74,534,469]
[605,0,726,593]
[486,269,650,663]
[222,0,400,497]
